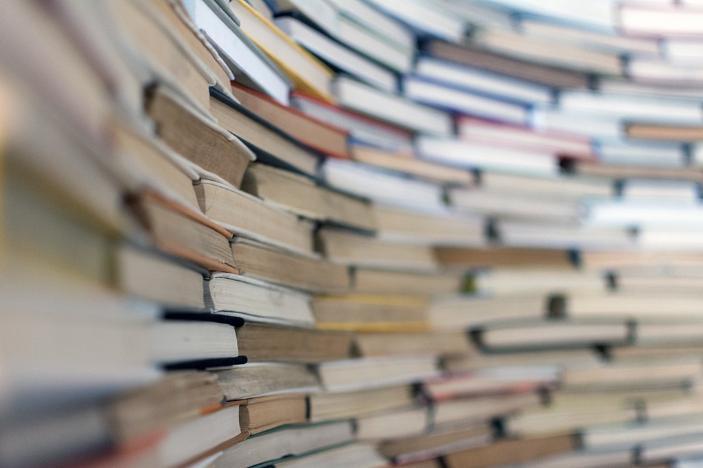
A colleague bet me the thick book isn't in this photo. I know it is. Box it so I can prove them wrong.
[208,273,314,327]
[146,85,255,188]
[116,243,206,309]
[215,363,320,400]
[333,76,452,137]
[423,40,590,89]
[379,424,491,464]
[318,228,439,272]
[237,394,306,435]
[235,321,352,363]
[230,81,350,159]
[108,0,215,113]
[317,356,439,392]
[474,320,633,352]
[435,246,574,270]
[128,189,238,273]
[114,123,201,211]
[351,268,465,296]
[182,0,290,104]
[194,178,314,256]
[312,294,430,332]
[353,331,471,357]
[403,75,532,125]
[308,385,415,422]
[374,204,484,246]
[230,238,350,292]
[457,117,593,159]
[241,163,376,231]
[275,15,397,92]
[155,404,245,467]
[356,407,429,440]
[291,91,414,154]
[444,433,578,468]
[414,56,554,106]
[209,88,319,176]
[350,145,475,185]
[225,0,334,101]
[214,421,354,468]
[322,159,445,212]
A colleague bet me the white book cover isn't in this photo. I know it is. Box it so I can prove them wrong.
[415,57,553,105]
[417,137,558,177]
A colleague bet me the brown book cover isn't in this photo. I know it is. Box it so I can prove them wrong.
[230,82,349,159]
[625,122,703,142]
[209,91,319,177]
[444,433,578,468]
[236,322,352,363]
[435,246,573,269]
[351,145,474,184]
[574,160,703,183]
[230,238,350,292]
[146,86,254,188]
[128,189,237,273]
[238,394,307,434]
[425,40,589,89]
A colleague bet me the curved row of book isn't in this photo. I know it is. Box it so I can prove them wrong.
[3,0,703,467]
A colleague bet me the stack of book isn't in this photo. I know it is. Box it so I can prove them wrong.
[2,0,703,466]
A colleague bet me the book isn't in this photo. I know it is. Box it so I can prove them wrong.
[379,425,491,464]
[318,227,439,271]
[308,385,415,422]
[322,159,446,211]
[194,178,314,255]
[351,268,465,296]
[423,40,590,88]
[230,238,350,292]
[356,407,428,440]
[415,56,554,106]
[457,117,594,157]
[403,76,531,125]
[417,137,559,176]
[155,404,245,467]
[235,321,352,363]
[182,0,290,104]
[350,144,475,184]
[333,76,453,137]
[230,81,350,158]
[128,190,238,273]
[625,122,703,142]
[208,88,319,176]
[475,320,633,352]
[241,163,376,231]
[367,0,466,42]
[146,85,255,188]
[213,421,354,468]
[225,0,334,101]
[353,331,471,357]
[317,356,439,392]
[108,0,215,114]
[114,123,201,211]
[275,16,397,92]
[435,246,574,270]
[312,294,430,332]
[270,442,386,467]
[291,91,414,154]
[215,363,319,400]
[237,394,306,434]
[469,27,622,75]
[116,243,206,309]
[207,273,314,327]
[444,433,578,468]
